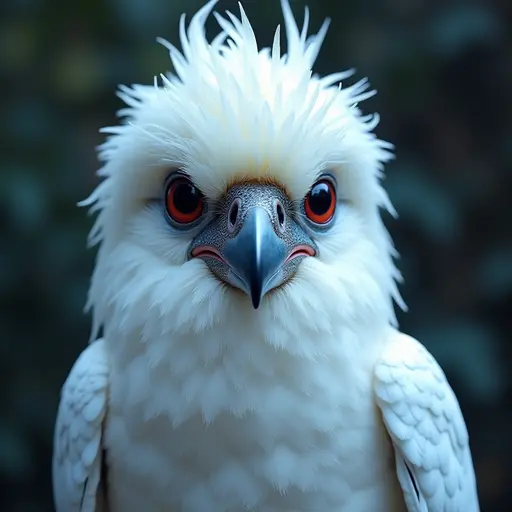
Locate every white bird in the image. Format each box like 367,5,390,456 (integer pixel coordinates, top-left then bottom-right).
52,1,480,511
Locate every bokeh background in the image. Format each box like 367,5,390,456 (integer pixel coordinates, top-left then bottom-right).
1,0,511,509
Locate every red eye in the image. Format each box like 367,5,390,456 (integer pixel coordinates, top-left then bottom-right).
165,177,204,224
304,180,336,224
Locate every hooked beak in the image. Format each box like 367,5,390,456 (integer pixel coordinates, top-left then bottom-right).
190,184,316,309
225,207,309,308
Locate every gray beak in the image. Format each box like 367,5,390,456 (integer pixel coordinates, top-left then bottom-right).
189,183,316,309
224,207,286,308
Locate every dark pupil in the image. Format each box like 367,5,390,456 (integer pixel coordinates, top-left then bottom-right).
309,183,331,214
174,183,200,213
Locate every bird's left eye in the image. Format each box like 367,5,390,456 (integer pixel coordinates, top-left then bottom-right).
304,179,336,225
165,177,205,225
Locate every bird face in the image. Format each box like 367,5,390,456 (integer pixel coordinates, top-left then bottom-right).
85,0,405,343
164,172,339,308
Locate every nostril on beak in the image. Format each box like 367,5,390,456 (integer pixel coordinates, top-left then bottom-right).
275,200,286,233
227,198,241,233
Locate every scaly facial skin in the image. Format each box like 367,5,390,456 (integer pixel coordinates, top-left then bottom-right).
189,183,317,308
163,172,341,308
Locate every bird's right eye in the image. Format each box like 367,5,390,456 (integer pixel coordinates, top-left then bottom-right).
165,176,205,225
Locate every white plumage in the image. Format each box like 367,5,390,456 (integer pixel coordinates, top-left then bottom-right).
52,1,480,510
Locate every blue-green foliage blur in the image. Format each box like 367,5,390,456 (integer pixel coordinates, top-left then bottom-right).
1,0,510,509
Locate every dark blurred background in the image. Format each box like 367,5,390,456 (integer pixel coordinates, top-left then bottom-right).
1,0,511,510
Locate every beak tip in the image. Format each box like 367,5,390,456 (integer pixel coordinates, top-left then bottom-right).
250,290,262,309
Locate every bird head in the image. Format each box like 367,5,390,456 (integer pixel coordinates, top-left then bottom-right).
83,0,405,346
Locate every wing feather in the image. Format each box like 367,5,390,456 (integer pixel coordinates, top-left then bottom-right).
374,332,479,512
52,339,109,512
